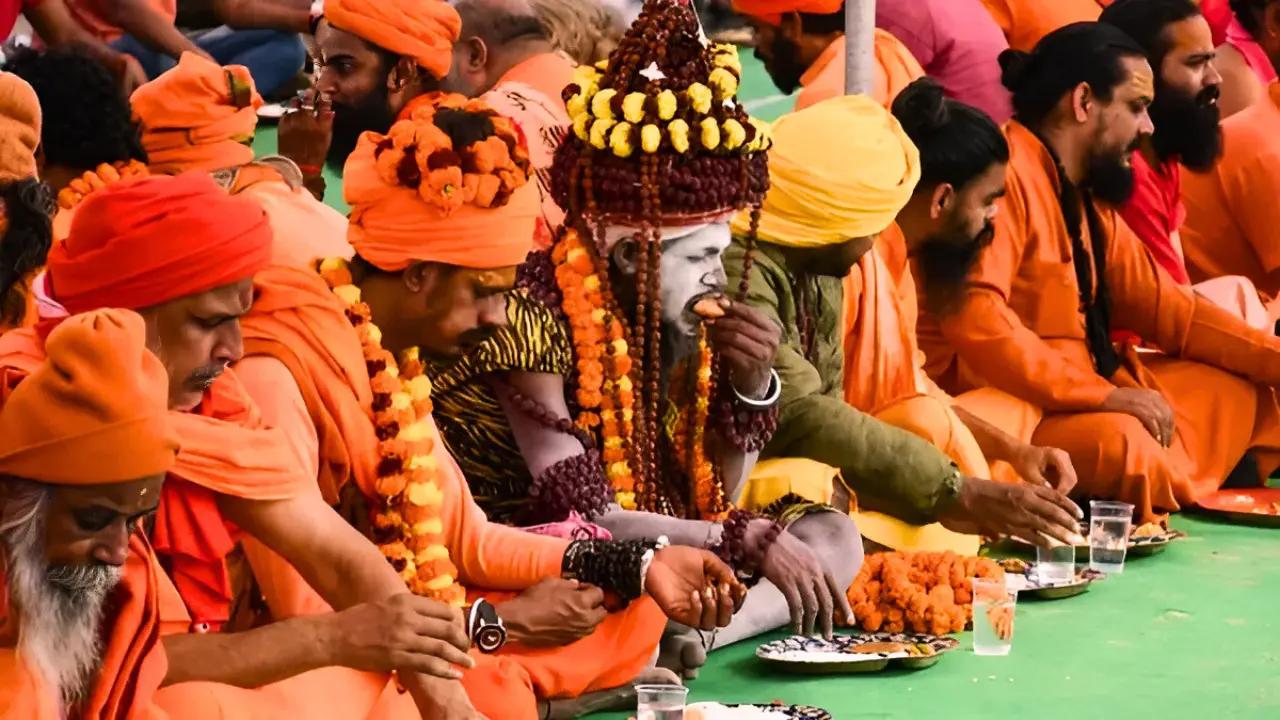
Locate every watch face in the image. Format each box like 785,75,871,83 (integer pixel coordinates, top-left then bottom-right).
469,600,507,653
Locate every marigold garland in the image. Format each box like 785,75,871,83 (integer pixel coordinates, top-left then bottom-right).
318,257,466,606
846,551,1004,636
668,327,723,519
55,160,148,210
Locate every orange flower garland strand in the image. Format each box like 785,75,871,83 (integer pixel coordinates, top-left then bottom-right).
552,227,637,508
846,551,1004,636
56,160,148,211
319,258,466,607
669,328,722,519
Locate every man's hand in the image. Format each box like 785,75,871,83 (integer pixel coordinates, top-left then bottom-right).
278,89,334,174
1008,444,1078,494
644,546,745,630
705,298,780,398
495,578,608,647
1100,387,1175,448
939,476,1084,548
753,522,852,639
399,672,488,720
324,593,473,679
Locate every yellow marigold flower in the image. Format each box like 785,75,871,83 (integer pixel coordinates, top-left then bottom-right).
618,375,633,392
418,544,450,562
584,274,601,292
407,482,445,510
398,418,431,442
591,308,607,325
700,117,721,150
390,391,412,411
622,408,634,422
712,43,741,73
709,67,739,101
424,573,457,591
574,113,591,141
566,93,587,119
594,59,609,71
591,88,617,120
589,118,615,149
748,118,773,151
408,453,438,472
722,118,746,150
612,338,628,355
332,284,361,306
604,436,624,450
609,121,634,158
405,374,432,402
656,90,678,120
319,257,347,273
600,409,616,422
615,490,637,509
572,65,599,94
669,119,691,153
360,321,383,346
641,124,661,153
687,83,713,114
622,93,647,123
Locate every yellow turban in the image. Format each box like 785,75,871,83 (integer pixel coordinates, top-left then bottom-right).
733,95,920,247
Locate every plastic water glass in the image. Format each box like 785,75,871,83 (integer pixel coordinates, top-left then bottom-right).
1035,544,1076,585
636,685,688,720
972,577,1016,656
1089,500,1134,575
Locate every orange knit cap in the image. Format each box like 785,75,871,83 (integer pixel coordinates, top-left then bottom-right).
731,0,842,25
344,93,539,271
324,0,462,80
131,53,263,175
0,71,40,183
0,309,178,484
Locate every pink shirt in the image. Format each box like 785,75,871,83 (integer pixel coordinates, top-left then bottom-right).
1121,151,1190,285
876,0,1013,123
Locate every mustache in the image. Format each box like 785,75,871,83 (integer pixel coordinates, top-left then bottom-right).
188,364,226,387
46,563,122,596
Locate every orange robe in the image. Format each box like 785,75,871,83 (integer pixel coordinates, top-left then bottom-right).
978,0,1105,52
481,52,575,250
1182,82,1280,303
794,31,925,112
924,121,1280,523
236,266,665,719
844,224,1041,486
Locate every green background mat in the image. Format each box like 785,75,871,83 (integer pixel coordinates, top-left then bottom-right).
251,55,1280,719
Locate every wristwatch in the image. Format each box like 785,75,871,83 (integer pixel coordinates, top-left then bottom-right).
467,599,507,654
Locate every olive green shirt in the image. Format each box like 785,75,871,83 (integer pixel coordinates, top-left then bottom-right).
725,237,959,524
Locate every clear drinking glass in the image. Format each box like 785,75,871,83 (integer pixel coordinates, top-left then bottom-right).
1035,543,1076,584
1089,500,1135,575
636,684,688,720
972,577,1016,656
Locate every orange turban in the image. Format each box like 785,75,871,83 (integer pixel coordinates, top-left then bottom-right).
344,93,538,271
0,309,178,484
131,53,263,175
324,0,462,80
48,173,273,313
0,72,40,183
732,0,841,25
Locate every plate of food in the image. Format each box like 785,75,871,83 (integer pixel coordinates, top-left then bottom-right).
999,559,1102,600
1196,488,1280,528
685,702,832,720
755,632,959,674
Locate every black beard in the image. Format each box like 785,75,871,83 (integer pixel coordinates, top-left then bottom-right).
327,85,394,171
1149,82,1222,172
757,33,806,95
915,222,994,316
1086,150,1137,205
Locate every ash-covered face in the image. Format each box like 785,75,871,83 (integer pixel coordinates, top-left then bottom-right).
607,222,732,338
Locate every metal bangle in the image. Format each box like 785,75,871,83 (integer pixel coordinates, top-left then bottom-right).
732,368,782,408
638,535,670,595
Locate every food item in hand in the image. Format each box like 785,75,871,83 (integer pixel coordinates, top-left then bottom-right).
693,296,727,319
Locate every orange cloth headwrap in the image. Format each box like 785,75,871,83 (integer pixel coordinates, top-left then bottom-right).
0,72,40,183
344,93,538,271
0,309,178,484
48,173,273,314
324,0,462,80
732,0,841,25
131,53,263,175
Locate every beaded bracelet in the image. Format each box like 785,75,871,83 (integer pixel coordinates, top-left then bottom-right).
713,390,779,453
527,450,614,523
561,537,663,603
712,509,782,587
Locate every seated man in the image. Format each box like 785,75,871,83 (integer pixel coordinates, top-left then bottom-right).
1102,0,1275,330
732,0,924,110
421,0,861,662
1211,0,1277,118
130,51,351,267
723,89,1081,554
0,0,146,92
0,309,176,718
979,0,1104,52
0,71,51,334
238,90,743,718
0,173,480,719
926,22,1280,524
63,0,305,95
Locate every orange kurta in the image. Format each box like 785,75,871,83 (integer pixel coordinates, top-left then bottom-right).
927,121,1280,523
978,0,1105,52
794,31,925,111
236,266,665,718
1182,82,1280,302
229,164,353,269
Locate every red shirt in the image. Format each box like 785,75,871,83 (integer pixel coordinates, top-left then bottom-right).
1120,150,1191,285
0,0,43,41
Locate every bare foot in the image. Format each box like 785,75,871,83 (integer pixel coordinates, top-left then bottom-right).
658,626,709,680
537,669,679,719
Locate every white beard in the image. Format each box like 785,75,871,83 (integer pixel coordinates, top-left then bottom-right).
2,497,121,715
